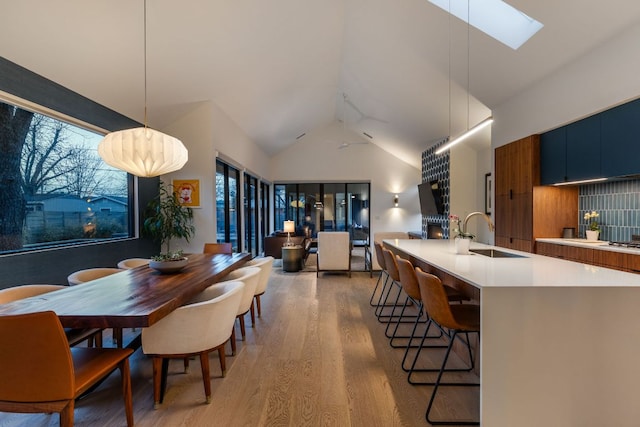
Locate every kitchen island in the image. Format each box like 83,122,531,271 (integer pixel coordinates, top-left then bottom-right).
384,238,640,427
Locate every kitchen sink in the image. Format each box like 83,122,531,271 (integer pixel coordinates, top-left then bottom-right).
469,248,527,258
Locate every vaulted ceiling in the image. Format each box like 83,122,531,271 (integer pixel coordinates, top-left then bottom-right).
3,0,640,169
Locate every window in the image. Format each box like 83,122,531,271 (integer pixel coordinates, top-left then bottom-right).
274,182,370,241
244,173,259,256
216,160,241,252
0,98,131,254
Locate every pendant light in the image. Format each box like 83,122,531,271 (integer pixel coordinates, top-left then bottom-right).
98,0,188,177
436,0,492,155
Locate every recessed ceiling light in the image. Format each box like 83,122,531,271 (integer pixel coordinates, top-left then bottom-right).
428,0,544,50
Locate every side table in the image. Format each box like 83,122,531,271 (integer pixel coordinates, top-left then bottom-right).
282,246,304,272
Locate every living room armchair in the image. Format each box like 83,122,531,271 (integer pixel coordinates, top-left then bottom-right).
316,231,351,278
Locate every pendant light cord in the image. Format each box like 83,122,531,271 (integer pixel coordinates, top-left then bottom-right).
448,0,451,143
144,0,148,129
466,0,470,132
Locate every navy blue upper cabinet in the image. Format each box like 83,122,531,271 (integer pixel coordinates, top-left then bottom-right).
601,98,640,178
540,97,640,184
566,114,601,181
540,127,566,185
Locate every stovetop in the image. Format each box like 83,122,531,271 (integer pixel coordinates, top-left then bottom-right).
609,236,640,248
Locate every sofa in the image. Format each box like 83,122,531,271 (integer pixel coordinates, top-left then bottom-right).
264,232,311,259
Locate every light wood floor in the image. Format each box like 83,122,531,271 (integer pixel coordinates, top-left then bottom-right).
0,268,479,426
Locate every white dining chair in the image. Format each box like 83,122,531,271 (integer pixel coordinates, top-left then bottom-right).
141,280,244,408
216,266,261,355
117,258,150,269
244,256,274,320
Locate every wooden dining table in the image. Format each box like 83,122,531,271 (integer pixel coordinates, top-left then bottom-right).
0,253,250,334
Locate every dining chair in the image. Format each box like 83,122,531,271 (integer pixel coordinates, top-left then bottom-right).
141,281,244,408
244,256,274,320
0,284,103,347
316,231,351,278
67,267,126,347
415,267,480,425
67,267,124,286
0,311,134,427
203,242,233,254
117,257,150,269
216,266,261,355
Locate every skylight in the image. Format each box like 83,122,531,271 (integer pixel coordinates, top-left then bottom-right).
428,0,543,50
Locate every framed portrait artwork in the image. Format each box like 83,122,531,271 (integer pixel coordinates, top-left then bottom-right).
173,179,201,208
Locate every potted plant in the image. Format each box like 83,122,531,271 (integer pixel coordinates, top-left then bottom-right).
450,214,475,254
143,182,195,273
584,210,600,241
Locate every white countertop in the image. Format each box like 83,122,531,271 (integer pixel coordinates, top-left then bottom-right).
383,239,640,289
537,237,640,255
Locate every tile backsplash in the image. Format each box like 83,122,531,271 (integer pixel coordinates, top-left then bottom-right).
579,179,640,241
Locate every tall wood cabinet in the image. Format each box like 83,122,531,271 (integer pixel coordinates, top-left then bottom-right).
495,135,578,253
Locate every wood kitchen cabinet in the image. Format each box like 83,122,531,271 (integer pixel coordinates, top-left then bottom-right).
495,135,578,253
495,135,539,252
537,241,640,274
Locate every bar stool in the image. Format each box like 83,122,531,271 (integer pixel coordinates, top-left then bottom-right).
416,267,480,425
370,242,389,307
381,248,421,336
396,259,468,379
373,243,405,321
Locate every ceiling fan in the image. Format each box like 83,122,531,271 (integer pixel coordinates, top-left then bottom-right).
336,93,369,149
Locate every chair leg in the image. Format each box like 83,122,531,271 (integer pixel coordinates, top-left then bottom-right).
250,301,256,327
425,330,480,425
119,358,134,427
230,328,237,356
218,343,227,377
256,294,262,317
183,357,190,373
199,352,212,404
60,400,74,427
152,357,163,409
369,271,384,306
239,315,246,339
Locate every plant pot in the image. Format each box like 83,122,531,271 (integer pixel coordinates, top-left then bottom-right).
585,230,599,241
149,257,189,274
455,237,472,255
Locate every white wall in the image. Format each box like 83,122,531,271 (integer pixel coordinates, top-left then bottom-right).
492,23,640,149
270,122,422,237
161,101,270,254
450,140,493,244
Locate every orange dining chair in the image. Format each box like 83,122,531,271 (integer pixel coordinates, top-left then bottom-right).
66,267,126,347
203,242,233,254
0,284,103,347
0,311,134,427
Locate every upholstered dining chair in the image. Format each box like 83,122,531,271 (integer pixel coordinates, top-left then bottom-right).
203,242,233,254
67,267,124,286
0,284,103,347
141,280,244,408
216,266,261,355
0,311,134,427
117,257,150,269
316,231,351,278
244,256,274,320
67,267,126,347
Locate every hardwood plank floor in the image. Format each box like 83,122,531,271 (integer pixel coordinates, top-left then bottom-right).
0,267,479,426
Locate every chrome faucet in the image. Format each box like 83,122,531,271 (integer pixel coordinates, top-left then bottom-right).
463,211,495,234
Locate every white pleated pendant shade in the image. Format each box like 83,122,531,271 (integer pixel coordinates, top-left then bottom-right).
98,127,188,178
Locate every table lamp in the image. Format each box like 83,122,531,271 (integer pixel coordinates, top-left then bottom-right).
283,220,295,247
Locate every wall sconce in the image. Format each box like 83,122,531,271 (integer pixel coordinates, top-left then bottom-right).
393,194,399,207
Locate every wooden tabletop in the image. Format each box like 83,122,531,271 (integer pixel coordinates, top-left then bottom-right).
0,252,250,329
